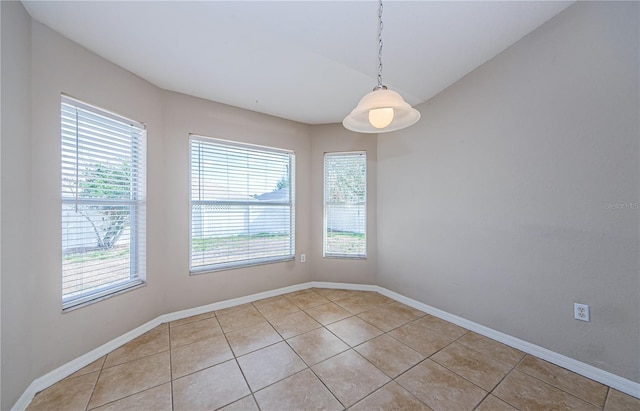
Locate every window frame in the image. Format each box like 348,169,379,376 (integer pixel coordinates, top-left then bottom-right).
189,135,296,273
323,151,367,259
60,95,146,311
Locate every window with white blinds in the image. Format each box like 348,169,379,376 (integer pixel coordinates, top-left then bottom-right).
61,95,146,310
190,136,295,273
324,151,366,258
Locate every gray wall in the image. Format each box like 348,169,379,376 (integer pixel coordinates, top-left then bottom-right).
1,12,316,410
377,1,639,383
310,124,377,285
1,1,638,408
160,90,312,314
1,2,33,410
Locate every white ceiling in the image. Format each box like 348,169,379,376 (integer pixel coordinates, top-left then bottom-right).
23,1,573,125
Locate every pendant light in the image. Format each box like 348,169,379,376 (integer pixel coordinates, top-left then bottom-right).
343,0,420,133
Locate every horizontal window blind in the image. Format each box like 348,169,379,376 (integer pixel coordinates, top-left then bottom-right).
324,151,366,258
61,96,146,309
190,136,295,272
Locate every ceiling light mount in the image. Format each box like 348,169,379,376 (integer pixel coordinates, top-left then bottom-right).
343,0,420,133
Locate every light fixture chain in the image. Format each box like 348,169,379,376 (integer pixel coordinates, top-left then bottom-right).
377,0,384,89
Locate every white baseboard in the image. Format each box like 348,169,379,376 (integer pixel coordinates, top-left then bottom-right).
11,282,311,411
374,286,640,399
12,282,640,410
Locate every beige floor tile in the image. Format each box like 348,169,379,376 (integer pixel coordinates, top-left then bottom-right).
305,302,353,325
252,295,286,306
219,395,259,411
285,290,330,310
254,369,342,411
326,316,383,346
475,394,518,411
287,327,349,366
431,341,512,391
457,332,524,366
215,302,254,316
413,314,468,339
170,334,234,379
284,289,314,298
253,297,300,320
27,371,99,411
388,321,454,356
334,295,378,314
226,321,282,356
352,291,395,306
396,359,487,411
169,317,223,348
104,326,169,368
493,369,600,411
385,302,426,320
355,334,425,378
312,350,390,407
216,304,267,333
312,288,355,301
358,306,411,332
65,356,105,379
172,360,250,411
89,383,171,411
268,310,321,339
350,381,433,411
517,355,608,407
237,341,307,391
88,351,171,409
605,389,640,411
169,311,216,328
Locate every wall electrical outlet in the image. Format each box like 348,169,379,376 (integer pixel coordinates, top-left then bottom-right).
574,303,590,322
300,253,306,263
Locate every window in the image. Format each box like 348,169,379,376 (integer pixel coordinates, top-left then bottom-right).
190,136,295,272
324,151,366,258
61,96,146,310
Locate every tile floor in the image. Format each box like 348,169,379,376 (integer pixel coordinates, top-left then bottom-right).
27,288,640,411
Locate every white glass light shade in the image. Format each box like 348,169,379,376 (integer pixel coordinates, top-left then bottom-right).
343,88,420,133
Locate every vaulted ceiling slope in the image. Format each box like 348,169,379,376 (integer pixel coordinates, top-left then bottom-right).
23,1,573,125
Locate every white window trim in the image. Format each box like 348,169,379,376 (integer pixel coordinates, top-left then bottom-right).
189,135,295,274
61,95,146,311
323,151,367,259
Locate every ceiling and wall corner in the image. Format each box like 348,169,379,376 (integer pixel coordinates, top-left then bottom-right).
21,0,573,125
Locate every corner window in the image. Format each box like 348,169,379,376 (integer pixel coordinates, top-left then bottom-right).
61,96,146,310
324,151,366,258
190,136,295,272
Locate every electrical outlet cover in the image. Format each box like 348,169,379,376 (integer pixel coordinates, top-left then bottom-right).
574,303,590,322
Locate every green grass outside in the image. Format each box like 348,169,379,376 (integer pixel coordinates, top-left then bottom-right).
63,247,130,263
192,233,289,252
326,231,365,254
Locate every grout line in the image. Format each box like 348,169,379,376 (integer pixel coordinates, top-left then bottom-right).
83,355,106,411
602,387,611,411
510,355,609,408
31,288,636,411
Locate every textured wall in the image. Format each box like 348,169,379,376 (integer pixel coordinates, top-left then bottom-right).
310,124,377,284
377,1,639,382
1,2,33,409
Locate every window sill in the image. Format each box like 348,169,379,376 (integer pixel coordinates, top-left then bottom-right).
323,255,367,260
190,256,295,275
62,280,146,313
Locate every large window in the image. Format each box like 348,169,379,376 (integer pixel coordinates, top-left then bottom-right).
324,151,366,258
190,136,295,272
61,96,146,310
